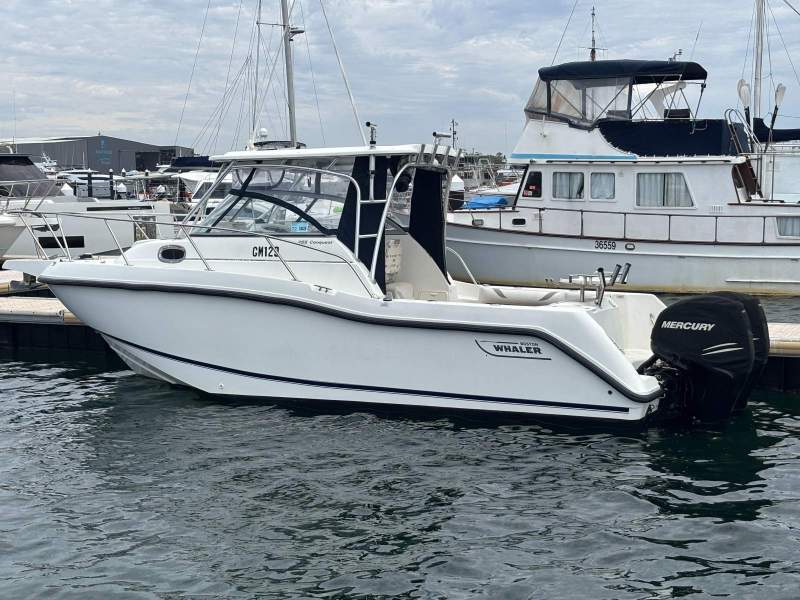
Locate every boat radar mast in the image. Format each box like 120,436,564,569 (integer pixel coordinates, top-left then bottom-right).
580,7,606,62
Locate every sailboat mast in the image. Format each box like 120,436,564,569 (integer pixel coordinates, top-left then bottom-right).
590,6,597,62
253,0,262,135
281,0,297,145
753,0,765,121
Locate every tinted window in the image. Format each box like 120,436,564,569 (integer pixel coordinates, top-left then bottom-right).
521,171,542,198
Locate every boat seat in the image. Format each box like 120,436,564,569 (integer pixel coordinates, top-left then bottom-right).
477,286,572,306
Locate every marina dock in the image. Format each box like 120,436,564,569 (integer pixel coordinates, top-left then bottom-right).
0,296,108,354
0,295,798,394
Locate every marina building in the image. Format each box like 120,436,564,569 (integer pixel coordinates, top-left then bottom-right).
0,135,194,172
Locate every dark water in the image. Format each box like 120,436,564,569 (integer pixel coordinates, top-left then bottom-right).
1,353,800,599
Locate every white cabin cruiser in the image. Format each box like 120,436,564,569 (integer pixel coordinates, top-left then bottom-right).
0,154,175,263
447,59,800,296
6,144,768,424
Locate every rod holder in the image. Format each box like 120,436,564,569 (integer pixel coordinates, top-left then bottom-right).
620,262,632,284
609,264,622,287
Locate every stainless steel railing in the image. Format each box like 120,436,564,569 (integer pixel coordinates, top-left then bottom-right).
10,209,380,298
1,179,61,212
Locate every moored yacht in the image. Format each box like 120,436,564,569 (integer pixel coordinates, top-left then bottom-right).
0,154,176,263
6,143,768,425
447,59,800,295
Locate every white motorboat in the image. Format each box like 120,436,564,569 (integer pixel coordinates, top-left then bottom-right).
446,57,800,296
0,154,176,262
6,144,768,424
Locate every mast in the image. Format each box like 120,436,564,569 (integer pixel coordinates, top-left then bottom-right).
253,0,262,135
590,6,597,62
281,0,297,145
753,0,765,122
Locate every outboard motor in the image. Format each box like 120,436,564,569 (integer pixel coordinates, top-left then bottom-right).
642,294,767,423
710,292,769,411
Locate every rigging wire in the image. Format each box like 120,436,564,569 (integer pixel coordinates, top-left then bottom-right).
192,60,250,153
783,0,800,16
232,4,260,149
174,0,213,149
594,15,608,59
212,0,245,153
319,0,367,145
252,19,281,139
231,56,253,150
688,21,703,60
551,0,580,66
299,0,326,144
768,0,800,89
765,6,775,111
738,4,756,113
252,21,290,138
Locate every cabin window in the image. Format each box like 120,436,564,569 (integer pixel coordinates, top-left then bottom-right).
552,172,584,200
521,171,542,198
590,173,615,200
777,217,800,237
636,173,693,207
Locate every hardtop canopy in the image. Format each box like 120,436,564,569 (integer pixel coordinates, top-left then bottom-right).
538,59,707,83
211,144,460,164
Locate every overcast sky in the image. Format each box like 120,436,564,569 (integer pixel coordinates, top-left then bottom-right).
2,0,800,155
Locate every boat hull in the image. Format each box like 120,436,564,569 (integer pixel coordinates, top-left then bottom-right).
447,223,800,296
43,272,660,422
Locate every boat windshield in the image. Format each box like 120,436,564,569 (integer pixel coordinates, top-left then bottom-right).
526,77,632,126
198,163,352,235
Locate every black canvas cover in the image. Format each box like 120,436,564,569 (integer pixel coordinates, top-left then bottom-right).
539,59,707,83
752,118,800,143
598,119,749,156
408,168,448,278
336,155,388,292
168,156,214,171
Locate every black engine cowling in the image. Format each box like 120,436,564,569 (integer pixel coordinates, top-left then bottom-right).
644,293,767,423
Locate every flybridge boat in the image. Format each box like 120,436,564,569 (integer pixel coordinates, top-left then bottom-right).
447,59,800,295
0,154,176,263
6,144,768,424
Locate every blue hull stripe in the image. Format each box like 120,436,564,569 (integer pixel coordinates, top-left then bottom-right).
511,152,638,161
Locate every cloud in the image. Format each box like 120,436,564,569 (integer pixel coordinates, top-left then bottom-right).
0,0,799,155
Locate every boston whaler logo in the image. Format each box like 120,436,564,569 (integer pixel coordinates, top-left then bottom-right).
476,340,551,360
660,321,716,332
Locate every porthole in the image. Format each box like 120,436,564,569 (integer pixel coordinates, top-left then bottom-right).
158,244,186,263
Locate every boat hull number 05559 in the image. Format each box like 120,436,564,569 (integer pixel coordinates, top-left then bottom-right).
252,245,280,258
594,240,616,250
